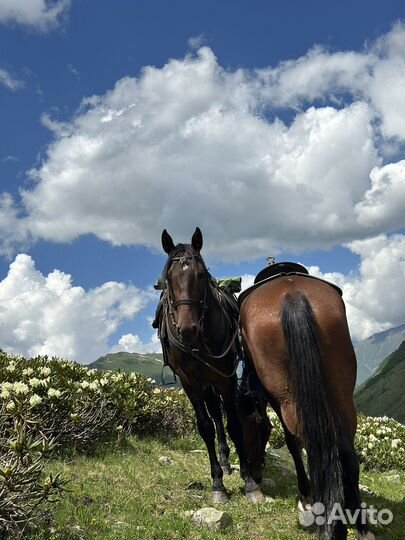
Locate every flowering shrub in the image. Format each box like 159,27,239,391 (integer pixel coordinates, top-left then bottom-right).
265,409,405,472
355,414,405,471
0,403,67,538
0,349,194,538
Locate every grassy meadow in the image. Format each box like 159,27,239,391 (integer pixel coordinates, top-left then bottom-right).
32,435,405,540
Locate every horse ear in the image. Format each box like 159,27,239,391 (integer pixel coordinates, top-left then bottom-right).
191,227,203,253
162,229,175,254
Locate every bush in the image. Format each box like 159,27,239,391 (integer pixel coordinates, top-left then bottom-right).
0,349,194,538
0,405,67,538
355,414,405,471
0,351,194,455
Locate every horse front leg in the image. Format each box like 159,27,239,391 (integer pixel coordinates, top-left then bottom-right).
204,387,231,475
186,387,229,503
222,387,264,502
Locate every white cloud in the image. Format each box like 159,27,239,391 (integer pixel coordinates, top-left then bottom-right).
2,24,405,261
0,68,24,90
240,234,405,342
355,160,405,232
256,22,405,140
110,332,161,355
0,254,154,363
0,0,70,31
309,234,405,340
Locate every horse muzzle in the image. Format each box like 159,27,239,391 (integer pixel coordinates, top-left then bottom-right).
178,323,199,345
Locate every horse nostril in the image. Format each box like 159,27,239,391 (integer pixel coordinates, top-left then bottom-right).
180,324,198,343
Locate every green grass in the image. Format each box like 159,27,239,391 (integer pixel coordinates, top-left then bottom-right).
31,436,405,540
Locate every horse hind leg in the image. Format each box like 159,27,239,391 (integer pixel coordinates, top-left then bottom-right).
339,434,375,540
204,388,231,475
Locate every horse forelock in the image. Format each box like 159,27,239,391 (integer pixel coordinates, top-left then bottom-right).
162,243,207,282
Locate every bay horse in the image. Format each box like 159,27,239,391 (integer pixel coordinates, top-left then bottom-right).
156,227,263,503
239,271,375,540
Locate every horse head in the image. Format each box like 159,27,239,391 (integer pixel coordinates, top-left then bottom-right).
162,227,207,346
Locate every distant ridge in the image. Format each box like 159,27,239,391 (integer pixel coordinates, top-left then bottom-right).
89,352,165,382
354,324,405,386
355,340,405,424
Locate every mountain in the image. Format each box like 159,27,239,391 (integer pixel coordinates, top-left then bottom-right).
89,352,179,386
354,324,405,386
355,341,405,424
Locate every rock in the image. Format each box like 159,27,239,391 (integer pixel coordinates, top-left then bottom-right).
190,507,233,530
158,455,173,465
359,483,374,495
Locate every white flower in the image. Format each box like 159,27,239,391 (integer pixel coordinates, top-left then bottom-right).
47,388,62,398
39,367,51,377
22,367,34,376
29,377,41,388
29,394,43,407
391,439,401,449
87,369,97,376
6,363,16,372
6,401,16,411
80,380,90,389
13,382,29,395
99,377,108,386
1,387,10,399
89,381,99,391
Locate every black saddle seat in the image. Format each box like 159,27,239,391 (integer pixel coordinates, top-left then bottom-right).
254,262,308,284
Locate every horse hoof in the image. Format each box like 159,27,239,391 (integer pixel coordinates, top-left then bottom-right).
297,500,312,512
212,491,229,504
222,465,232,476
246,489,265,503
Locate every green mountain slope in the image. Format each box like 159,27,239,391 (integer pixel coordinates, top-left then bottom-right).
89,352,166,382
354,324,405,386
355,341,405,424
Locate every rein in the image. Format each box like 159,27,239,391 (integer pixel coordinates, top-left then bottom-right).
165,316,240,378
161,255,240,379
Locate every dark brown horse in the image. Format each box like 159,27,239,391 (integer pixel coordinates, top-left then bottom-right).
239,272,375,540
156,227,263,503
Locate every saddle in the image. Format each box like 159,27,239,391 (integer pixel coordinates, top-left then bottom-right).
238,261,342,306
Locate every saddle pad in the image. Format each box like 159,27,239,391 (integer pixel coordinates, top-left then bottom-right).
239,264,342,307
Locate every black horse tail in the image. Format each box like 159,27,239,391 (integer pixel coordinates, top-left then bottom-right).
281,291,343,539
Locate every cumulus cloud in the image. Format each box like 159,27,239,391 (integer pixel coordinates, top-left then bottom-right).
2,23,405,260
308,234,405,340
0,68,24,90
256,22,405,140
110,332,161,355
0,254,155,363
0,0,70,31
240,234,405,341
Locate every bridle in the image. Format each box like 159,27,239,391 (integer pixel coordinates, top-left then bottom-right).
164,254,208,337
161,253,240,378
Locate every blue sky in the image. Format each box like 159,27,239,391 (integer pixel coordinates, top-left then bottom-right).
0,0,404,363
